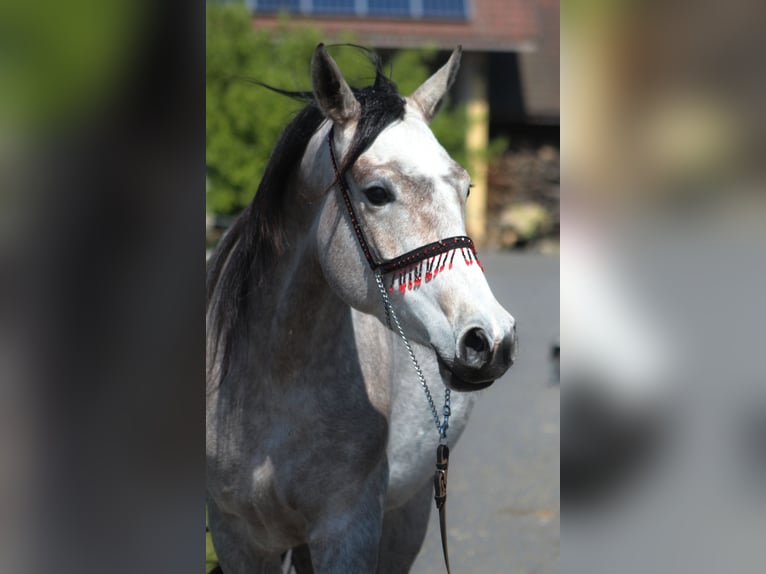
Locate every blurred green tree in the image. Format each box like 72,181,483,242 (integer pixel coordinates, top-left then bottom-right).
206,4,484,216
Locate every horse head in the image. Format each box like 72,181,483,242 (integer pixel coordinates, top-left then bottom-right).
309,44,517,391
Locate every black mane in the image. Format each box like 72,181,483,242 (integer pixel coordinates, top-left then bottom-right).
206,50,406,383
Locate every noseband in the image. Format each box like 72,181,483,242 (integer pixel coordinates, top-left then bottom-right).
327,127,483,295
328,126,487,574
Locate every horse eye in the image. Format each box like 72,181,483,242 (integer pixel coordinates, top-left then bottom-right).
363,186,391,206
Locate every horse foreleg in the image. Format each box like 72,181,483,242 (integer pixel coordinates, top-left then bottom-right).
289,544,313,574
305,485,385,574
377,480,433,573
207,500,283,574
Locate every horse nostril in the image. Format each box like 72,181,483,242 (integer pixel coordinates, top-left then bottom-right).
465,329,488,354
460,327,491,367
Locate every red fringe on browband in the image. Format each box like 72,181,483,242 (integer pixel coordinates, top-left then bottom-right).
386,245,484,294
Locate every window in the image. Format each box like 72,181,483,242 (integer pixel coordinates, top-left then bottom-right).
254,0,300,11
422,0,466,19
251,0,469,20
368,0,410,18
313,0,356,15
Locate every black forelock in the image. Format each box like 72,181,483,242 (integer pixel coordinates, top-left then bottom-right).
338,73,406,177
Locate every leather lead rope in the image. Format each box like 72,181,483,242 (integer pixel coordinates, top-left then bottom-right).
434,443,451,574
373,270,453,574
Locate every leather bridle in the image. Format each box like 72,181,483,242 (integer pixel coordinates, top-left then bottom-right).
327,127,480,279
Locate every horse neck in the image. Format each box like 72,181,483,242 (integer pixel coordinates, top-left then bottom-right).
261,232,342,337
249,128,350,359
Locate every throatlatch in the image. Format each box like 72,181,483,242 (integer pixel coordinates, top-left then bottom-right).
330,126,483,574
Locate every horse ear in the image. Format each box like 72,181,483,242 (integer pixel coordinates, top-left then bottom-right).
408,46,462,123
311,43,361,125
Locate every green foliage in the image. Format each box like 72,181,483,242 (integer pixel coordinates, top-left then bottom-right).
206,5,381,214
206,4,495,215
205,509,219,573
206,5,318,214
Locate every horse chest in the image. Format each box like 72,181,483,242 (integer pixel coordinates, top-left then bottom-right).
385,383,475,508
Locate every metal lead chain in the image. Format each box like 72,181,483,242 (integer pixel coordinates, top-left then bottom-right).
374,271,451,439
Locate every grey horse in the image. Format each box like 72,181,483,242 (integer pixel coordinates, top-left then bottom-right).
206,45,516,573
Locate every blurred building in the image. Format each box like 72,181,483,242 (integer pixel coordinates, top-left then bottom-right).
245,0,559,244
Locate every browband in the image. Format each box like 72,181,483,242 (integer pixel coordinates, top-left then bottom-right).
327,127,481,279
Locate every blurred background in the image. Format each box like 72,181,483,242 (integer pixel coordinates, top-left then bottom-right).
561,1,766,573
4,0,766,571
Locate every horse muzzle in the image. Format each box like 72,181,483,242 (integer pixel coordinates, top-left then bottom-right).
437,323,517,391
